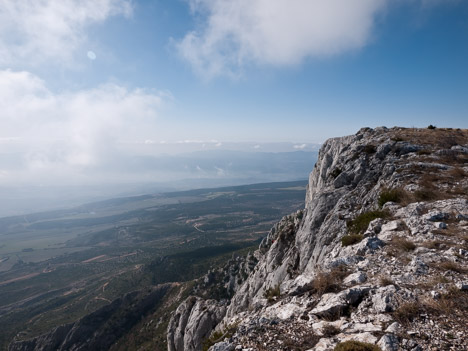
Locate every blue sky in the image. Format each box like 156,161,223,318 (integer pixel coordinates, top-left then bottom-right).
0,0,467,186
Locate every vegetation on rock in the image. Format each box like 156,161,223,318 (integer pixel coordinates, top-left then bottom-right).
334,341,382,351
347,210,389,234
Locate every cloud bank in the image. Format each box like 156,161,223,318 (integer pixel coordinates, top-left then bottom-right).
177,0,387,77
0,69,163,184
0,0,132,66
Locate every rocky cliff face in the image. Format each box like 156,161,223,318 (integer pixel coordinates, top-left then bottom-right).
168,127,468,351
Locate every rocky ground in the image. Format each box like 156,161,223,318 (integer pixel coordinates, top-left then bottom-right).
168,127,468,351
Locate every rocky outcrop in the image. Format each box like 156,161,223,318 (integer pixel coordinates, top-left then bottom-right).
167,297,226,351
169,127,468,351
9,284,172,351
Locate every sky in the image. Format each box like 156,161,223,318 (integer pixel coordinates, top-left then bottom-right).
0,0,468,189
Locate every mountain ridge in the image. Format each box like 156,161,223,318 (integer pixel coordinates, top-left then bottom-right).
167,126,468,351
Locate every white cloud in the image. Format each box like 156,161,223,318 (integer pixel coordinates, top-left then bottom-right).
214,166,225,176
177,0,387,77
0,0,132,66
0,69,163,183
293,143,307,150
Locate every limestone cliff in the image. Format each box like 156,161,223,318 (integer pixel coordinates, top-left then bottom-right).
168,127,468,351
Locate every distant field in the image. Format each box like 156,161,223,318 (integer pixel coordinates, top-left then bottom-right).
0,180,307,350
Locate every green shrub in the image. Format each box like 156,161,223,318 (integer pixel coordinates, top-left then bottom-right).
334,341,382,351
347,210,389,234
378,188,405,207
202,323,238,351
263,285,281,303
341,234,364,247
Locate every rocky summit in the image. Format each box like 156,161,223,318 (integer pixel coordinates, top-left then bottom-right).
167,127,468,351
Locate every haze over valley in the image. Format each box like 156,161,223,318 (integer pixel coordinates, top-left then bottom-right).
0,0,467,350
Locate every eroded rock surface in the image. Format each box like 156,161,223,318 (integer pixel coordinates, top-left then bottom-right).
168,127,468,351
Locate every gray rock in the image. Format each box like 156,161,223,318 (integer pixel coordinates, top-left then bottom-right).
376,143,392,160
434,222,447,229
167,297,227,351
355,237,385,255
378,334,399,351
312,287,370,318
456,282,468,291
385,322,401,333
408,257,428,275
334,171,352,188
372,285,398,313
343,272,367,285
209,342,235,351
424,211,449,222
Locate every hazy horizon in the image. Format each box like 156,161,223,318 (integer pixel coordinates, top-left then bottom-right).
1,0,468,213
0,148,318,217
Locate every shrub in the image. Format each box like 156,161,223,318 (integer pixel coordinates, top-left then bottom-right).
362,144,377,154
393,302,420,325
322,324,340,337
417,149,431,155
347,210,389,234
202,323,239,351
424,285,468,316
427,124,437,129
311,266,348,296
439,261,465,273
378,188,405,207
334,340,382,351
341,234,364,247
414,189,437,201
379,276,394,287
390,237,416,252
263,285,281,302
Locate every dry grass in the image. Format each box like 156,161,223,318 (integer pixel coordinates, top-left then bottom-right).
379,275,394,287
311,266,349,296
438,261,465,273
415,274,450,290
390,236,417,252
448,167,467,179
423,286,468,317
421,240,446,250
263,285,281,303
393,301,421,325
389,128,468,149
432,228,457,237
378,188,409,207
334,340,382,351
322,324,341,337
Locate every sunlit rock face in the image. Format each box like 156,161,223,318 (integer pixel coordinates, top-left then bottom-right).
168,127,468,351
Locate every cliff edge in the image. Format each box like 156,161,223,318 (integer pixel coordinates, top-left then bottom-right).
168,127,468,351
